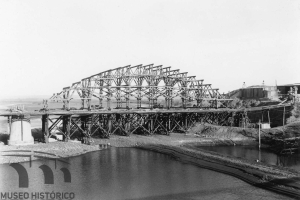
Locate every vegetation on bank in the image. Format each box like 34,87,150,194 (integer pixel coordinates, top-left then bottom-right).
228,98,260,108
160,97,262,108
189,123,257,140
287,102,300,124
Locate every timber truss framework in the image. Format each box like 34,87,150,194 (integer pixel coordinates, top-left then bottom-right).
49,64,232,110
33,103,290,142
41,110,250,142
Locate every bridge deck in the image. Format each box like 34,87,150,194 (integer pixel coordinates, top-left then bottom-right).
0,104,291,116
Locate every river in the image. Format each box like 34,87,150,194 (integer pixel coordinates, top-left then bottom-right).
0,148,294,200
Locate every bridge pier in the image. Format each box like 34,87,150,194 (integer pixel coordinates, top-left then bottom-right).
8,115,34,145
42,114,49,143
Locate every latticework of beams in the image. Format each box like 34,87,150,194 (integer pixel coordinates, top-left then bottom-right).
49,64,232,110
41,110,249,141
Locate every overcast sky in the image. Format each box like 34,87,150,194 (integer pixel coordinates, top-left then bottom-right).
0,0,299,99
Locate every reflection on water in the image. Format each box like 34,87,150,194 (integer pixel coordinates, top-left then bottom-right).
0,148,293,200
197,145,300,171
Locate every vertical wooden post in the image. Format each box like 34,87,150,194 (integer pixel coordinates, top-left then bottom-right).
149,97,153,110
88,115,92,138
107,97,111,110
283,106,285,126
87,99,91,111
216,92,219,109
63,116,70,142
67,116,71,141
150,115,153,135
268,110,270,125
63,116,67,141
99,81,103,108
258,119,261,149
168,114,171,135
81,116,86,142
137,98,141,109
99,97,102,109
107,114,112,137
125,114,130,136
126,88,130,109
185,113,188,133
8,116,12,135
116,114,121,135
81,99,85,109
98,114,102,136
42,115,49,143
45,115,49,143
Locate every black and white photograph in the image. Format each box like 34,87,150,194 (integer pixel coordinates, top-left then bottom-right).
0,0,300,199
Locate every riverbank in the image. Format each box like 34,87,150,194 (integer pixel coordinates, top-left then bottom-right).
0,141,100,164
0,131,255,164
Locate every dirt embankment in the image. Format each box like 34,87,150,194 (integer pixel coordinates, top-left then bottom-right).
0,142,100,164
260,122,300,139
189,122,300,145
189,123,257,140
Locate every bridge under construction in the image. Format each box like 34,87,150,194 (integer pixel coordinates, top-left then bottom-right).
0,64,293,143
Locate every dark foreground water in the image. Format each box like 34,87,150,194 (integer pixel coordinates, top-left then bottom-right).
196,145,300,172
0,148,294,200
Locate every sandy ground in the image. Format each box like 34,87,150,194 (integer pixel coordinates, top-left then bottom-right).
0,141,100,164
92,132,256,147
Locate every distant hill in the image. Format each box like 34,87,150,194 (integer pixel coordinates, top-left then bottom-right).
0,95,50,102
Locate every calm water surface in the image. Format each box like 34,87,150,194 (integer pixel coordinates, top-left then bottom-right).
0,148,294,200
197,145,300,171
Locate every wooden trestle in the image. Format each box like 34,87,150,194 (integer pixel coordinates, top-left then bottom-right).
0,103,292,143
36,109,254,142
40,113,223,141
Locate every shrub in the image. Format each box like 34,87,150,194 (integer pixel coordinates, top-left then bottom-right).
229,98,243,109
201,100,211,108
243,99,260,108
287,102,300,124
228,98,260,109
